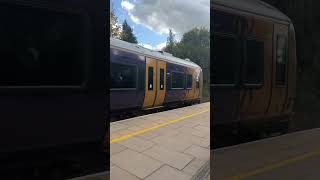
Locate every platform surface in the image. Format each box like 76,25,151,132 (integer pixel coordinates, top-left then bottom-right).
110,103,210,180
70,172,107,180
212,128,320,180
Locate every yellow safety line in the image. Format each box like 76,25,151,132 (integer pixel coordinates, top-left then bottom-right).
223,148,320,180
110,109,209,144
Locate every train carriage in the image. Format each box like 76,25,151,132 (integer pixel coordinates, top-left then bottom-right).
0,0,108,178
110,38,203,115
211,0,297,143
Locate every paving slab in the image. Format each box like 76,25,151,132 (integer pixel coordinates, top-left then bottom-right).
151,134,194,152
110,166,141,180
117,137,155,152
184,145,210,161
144,146,194,170
111,103,210,180
145,165,192,180
111,149,163,179
183,159,206,176
110,142,127,155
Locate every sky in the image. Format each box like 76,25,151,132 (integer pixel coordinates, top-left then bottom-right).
111,0,210,50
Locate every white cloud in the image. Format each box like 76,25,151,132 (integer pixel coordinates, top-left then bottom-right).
139,41,167,51
121,1,135,11
121,0,209,36
139,43,153,50
155,42,166,50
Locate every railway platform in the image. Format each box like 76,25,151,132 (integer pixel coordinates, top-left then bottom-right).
71,102,210,180
212,128,320,180
110,102,210,180
70,104,320,180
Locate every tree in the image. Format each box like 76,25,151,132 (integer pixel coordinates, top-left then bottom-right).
163,27,210,101
110,3,121,38
178,27,210,66
120,20,138,44
164,29,176,53
164,27,210,68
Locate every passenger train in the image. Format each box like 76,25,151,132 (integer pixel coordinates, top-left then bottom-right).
110,38,203,116
0,0,108,179
211,0,297,146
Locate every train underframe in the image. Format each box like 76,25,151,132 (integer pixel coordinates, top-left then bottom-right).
110,98,202,121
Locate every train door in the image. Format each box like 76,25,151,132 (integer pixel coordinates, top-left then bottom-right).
211,10,242,127
154,60,166,107
143,57,157,108
267,23,289,116
239,17,273,122
285,24,297,114
185,68,196,100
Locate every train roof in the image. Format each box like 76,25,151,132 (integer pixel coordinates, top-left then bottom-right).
212,0,291,22
110,38,202,69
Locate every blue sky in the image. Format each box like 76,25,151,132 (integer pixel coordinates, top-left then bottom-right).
111,0,210,50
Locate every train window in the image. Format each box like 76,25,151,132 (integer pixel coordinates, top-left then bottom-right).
244,40,264,85
276,35,287,85
212,35,239,85
212,10,237,34
186,74,193,89
111,63,137,89
148,67,154,90
171,72,185,89
160,68,165,90
0,4,88,87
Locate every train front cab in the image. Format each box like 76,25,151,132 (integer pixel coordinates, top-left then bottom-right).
212,5,297,138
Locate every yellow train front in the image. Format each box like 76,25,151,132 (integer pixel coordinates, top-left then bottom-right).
110,38,203,116
211,0,297,140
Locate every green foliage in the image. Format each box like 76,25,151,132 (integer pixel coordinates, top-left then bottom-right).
164,29,177,53
120,20,138,44
110,4,121,38
163,27,210,101
177,27,210,67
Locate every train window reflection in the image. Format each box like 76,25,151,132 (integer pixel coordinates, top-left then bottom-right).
212,35,239,85
111,63,137,89
148,67,154,90
171,72,185,89
244,40,264,85
186,74,193,89
276,35,287,85
160,68,165,90
0,4,87,86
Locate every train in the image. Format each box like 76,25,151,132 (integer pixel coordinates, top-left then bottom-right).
211,0,297,146
0,0,108,179
110,38,203,116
